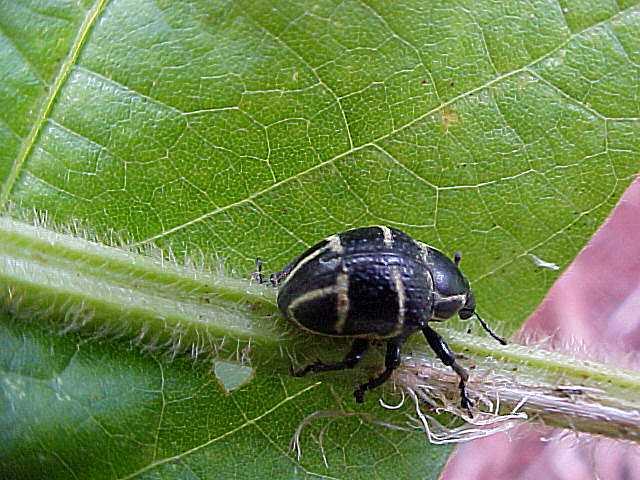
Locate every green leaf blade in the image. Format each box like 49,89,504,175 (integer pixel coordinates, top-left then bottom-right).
2,1,639,478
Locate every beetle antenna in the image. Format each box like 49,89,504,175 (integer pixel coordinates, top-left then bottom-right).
453,251,462,266
475,312,507,345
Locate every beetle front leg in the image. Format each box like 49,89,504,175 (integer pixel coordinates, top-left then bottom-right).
421,325,472,412
291,338,369,377
354,337,404,403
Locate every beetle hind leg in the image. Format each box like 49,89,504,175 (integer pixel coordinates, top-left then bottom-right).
353,337,404,403
253,258,286,287
421,325,473,413
291,338,369,377
252,258,266,284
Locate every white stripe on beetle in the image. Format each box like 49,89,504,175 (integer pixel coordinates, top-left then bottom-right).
279,235,342,289
390,265,406,335
380,226,394,248
334,271,350,333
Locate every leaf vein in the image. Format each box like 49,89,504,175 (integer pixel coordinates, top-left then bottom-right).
117,382,321,479
0,21,46,85
131,3,639,245
249,15,355,150
0,0,110,208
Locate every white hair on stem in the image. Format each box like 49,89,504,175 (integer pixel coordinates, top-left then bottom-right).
0,211,281,369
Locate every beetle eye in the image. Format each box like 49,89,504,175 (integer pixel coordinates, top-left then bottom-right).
458,308,473,319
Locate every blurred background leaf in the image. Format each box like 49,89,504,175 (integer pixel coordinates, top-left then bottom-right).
1,0,638,478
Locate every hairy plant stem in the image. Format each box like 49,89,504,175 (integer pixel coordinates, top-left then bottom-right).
1,217,639,442
400,332,640,443
0,216,280,362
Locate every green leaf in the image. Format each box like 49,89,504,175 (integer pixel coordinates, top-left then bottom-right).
1,0,639,478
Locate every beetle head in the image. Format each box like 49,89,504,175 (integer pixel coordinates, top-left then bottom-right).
429,248,473,320
430,247,508,345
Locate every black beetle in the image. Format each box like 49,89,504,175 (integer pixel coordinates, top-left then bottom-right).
256,226,505,407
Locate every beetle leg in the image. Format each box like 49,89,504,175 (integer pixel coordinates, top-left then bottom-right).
421,326,473,413
252,258,264,284
252,258,287,287
269,266,291,287
353,337,404,403
291,338,369,377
